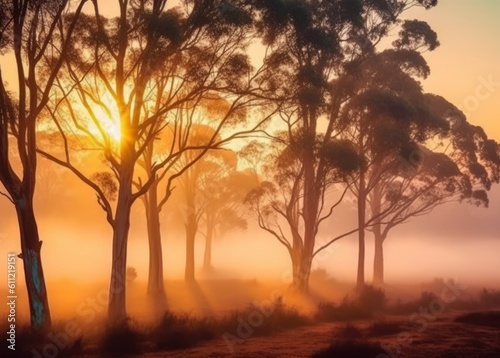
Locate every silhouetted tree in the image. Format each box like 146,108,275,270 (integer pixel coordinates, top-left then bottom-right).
340,28,442,288
368,97,500,285
246,0,437,293
198,157,255,272
0,0,86,330
40,0,268,323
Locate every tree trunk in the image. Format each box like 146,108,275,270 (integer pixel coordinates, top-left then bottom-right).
202,214,214,272
16,199,51,331
371,183,384,286
373,225,385,286
356,173,366,290
291,247,311,294
108,173,133,324
145,181,165,299
185,218,197,282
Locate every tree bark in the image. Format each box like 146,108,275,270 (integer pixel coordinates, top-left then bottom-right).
290,247,312,294
185,216,197,282
145,180,165,299
107,166,133,324
356,171,366,289
16,199,51,330
371,183,384,286
202,213,214,272
373,227,385,286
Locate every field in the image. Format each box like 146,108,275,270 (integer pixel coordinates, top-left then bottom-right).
4,278,500,357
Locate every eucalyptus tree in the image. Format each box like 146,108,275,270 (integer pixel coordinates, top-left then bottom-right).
245,0,437,293
0,0,86,330
368,97,500,285
41,0,269,323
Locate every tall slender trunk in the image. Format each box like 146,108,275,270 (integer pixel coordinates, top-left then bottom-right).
16,199,51,330
185,215,197,282
145,180,165,298
356,170,366,289
202,214,214,271
108,168,133,324
371,183,384,286
373,227,385,286
301,113,318,295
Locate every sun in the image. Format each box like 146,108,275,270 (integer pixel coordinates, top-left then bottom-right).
92,92,122,144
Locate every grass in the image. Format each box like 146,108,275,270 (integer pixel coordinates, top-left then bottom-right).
153,312,217,350
1,320,83,358
99,321,144,356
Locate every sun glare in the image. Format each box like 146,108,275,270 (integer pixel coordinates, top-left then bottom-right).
93,92,122,144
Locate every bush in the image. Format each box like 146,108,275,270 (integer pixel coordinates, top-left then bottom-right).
479,288,500,308
357,285,386,312
99,322,143,356
153,312,216,350
315,301,372,322
226,299,309,336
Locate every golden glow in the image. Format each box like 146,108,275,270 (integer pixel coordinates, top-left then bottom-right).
91,91,122,144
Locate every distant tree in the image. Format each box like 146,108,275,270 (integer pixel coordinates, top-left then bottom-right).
0,0,86,330
199,159,256,272
126,266,138,284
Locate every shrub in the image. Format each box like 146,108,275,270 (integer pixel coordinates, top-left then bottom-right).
357,285,386,312
479,288,500,308
153,312,216,350
315,301,372,322
99,322,143,356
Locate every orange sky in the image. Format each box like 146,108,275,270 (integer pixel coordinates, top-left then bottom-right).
403,0,500,141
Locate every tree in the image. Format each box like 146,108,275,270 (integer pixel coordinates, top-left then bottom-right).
200,167,255,272
368,98,500,285
340,36,443,288
0,0,86,330
246,0,437,293
41,0,269,322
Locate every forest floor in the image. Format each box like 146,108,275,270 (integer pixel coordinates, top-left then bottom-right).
3,278,500,357
133,312,500,358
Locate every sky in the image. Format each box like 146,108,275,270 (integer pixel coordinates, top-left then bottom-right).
403,0,500,141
